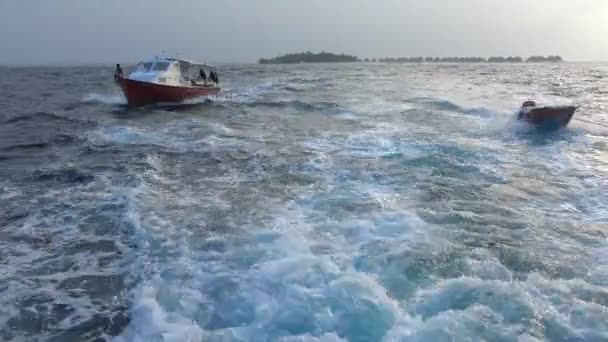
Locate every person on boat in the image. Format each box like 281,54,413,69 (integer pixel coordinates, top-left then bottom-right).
114,64,123,81
199,68,207,84
210,70,219,84
518,100,536,120
522,100,536,107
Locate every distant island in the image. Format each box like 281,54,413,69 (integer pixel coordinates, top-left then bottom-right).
373,55,563,63
525,55,563,63
259,51,360,64
258,52,564,64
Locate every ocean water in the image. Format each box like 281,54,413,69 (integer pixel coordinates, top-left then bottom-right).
1,63,607,342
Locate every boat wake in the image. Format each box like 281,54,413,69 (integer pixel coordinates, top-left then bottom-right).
82,93,126,106
3,62,608,342
407,97,498,118
210,80,293,105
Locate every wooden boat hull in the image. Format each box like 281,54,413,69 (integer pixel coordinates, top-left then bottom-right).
518,106,576,129
116,76,220,107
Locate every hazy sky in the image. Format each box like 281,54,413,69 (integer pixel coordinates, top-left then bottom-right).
1,0,607,65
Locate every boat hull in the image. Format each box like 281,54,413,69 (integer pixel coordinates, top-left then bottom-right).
518,106,576,130
116,77,220,107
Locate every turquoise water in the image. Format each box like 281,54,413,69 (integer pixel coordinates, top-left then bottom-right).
1,63,607,341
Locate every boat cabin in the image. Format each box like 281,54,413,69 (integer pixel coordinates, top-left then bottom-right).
128,57,216,87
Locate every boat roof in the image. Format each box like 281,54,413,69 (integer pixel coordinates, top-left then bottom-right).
139,56,215,69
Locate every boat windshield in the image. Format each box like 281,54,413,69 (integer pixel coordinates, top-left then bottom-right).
136,62,153,72
152,62,170,71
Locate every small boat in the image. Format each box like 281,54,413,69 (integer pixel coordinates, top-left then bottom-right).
516,100,576,129
114,56,220,107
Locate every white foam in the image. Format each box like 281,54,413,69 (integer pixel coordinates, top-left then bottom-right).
210,79,292,105
82,92,126,105
118,157,446,340
115,286,204,342
0,183,22,200
116,149,430,340
109,70,608,341
90,118,244,154
335,111,358,121
118,153,608,342
276,333,347,342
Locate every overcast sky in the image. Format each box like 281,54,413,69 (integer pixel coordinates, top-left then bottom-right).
1,0,607,65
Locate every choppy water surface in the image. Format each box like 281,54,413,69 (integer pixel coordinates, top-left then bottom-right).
1,63,607,341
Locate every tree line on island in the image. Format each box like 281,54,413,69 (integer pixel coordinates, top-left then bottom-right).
259,52,563,64
259,52,359,64
375,55,562,63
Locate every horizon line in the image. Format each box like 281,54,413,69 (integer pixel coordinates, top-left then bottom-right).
1,59,607,68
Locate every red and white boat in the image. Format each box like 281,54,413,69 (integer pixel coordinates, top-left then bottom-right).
114,57,220,107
